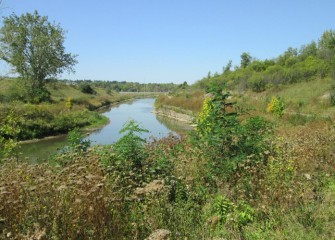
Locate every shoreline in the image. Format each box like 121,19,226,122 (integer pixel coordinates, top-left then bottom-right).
153,108,194,124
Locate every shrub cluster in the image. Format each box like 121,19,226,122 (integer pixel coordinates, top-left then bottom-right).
0,104,107,141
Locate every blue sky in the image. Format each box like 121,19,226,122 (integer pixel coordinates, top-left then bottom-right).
1,0,335,84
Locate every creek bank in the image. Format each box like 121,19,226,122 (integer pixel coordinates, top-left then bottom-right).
153,106,194,124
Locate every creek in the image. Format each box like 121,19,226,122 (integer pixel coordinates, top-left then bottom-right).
19,98,192,162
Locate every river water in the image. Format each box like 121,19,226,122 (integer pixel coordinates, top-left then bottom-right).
20,98,191,162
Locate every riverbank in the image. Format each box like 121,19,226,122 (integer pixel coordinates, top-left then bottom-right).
153,105,194,124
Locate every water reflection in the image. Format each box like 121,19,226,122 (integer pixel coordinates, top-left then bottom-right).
155,115,193,135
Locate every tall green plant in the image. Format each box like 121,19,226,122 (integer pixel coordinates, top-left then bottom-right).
113,120,149,169
194,83,272,179
67,128,91,153
267,96,285,117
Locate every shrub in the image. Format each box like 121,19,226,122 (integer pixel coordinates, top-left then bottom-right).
0,107,21,160
65,97,73,110
80,83,96,95
112,120,149,168
67,128,91,153
194,83,273,180
267,96,285,117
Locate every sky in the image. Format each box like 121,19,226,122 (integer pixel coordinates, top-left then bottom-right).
0,0,335,84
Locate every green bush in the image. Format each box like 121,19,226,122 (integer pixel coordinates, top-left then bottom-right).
113,120,149,168
194,83,272,180
80,83,96,95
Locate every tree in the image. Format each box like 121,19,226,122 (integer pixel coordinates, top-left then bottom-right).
207,71,212,79
318,30,335,61
299,41,317,60
319,30,335,51
223,60,232,73
0,11,77,103
240,52,252,68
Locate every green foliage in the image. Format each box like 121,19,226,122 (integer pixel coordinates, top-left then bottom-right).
0,108,21,160
80,83,96,95
194,83,272,179
0,11,77,103
67,128,90,153
65,97,73,110
212,195,235,223
25,86,51,103
0,104,107,141
112,120,149,168
223,60,232,73
196,96,213,133
267,96,285,117
250,76,266,92
241,52,252,68
318,30,335,52
205,195,255,239
194,30,335,93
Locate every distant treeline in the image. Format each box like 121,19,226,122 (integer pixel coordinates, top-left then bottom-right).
195,30,335,92
61,79,180,93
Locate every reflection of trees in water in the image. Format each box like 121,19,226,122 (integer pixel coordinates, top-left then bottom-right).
155,115,193,135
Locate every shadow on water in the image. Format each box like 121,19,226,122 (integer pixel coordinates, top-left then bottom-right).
19,98,192,162
19,135,68,163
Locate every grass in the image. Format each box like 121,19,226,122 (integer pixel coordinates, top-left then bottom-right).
155,89,204,113
237,77,333,114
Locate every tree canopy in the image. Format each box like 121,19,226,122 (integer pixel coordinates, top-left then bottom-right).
0,11,77,102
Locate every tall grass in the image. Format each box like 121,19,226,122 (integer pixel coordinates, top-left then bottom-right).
156,90,204,113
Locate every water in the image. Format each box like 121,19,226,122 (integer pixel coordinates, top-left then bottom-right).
87,98,180,144
20,98,191,162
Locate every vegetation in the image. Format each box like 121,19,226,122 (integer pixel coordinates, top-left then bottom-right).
193,30,335,96
2,80,335,239
266,96,285,117
71,79,178,93
0,10,335,239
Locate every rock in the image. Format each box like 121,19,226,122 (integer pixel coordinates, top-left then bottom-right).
303,173,312,180
145,229,171,240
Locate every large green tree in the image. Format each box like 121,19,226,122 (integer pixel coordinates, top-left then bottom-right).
240,52,252,68
0,11,77,102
